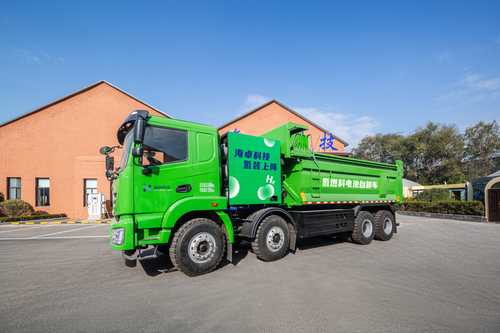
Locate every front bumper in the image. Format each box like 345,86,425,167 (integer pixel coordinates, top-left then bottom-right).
109,215,135,250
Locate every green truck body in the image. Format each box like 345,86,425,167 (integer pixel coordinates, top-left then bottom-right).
105,110,403,276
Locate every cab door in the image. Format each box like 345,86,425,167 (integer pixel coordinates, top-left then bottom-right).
133,125,193,227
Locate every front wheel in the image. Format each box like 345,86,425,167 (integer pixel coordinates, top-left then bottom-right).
252,215,290,262
169,218,225,277
351,211,375,245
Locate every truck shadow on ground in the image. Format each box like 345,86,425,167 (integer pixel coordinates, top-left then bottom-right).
138,235,349,277
138,242,251,277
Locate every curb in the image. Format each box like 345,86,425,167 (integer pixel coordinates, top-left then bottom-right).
396,211,488,223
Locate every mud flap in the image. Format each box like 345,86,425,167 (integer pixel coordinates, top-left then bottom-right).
222,224,233,262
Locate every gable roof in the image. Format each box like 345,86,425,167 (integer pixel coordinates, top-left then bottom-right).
403,179,421,187
0,80,172,128
218,99,348,146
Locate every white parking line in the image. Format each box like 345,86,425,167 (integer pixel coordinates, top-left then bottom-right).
0,236,109,240
0,225,52,234
30,225,103,239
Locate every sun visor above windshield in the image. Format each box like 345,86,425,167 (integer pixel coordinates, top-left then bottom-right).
117,110,149,145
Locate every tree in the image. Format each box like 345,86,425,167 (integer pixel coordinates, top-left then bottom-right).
408,122,464,185
464,120,500,177
352,133,405,164
353,122,465,185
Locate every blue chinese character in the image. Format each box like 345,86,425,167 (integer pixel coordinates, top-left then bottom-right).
245,150,253,159
262,152,270,161
254,151,261,160
244,161,251,169
270,163,277,171
262,163,269,170
234,149,243,158
253,161,260,170
319,133,338,151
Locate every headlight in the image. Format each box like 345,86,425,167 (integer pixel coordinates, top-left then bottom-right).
111,228,125,245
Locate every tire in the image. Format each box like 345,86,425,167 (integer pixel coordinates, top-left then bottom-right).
251,215,290,262
169,218,225,277
374,210,395,241
351,211,375,245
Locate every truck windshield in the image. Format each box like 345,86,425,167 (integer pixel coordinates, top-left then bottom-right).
117,130,134,173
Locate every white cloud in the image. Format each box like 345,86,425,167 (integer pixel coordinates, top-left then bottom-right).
12,48,65,64
232,94,271,118
244,94,271,110
460,74,500,91
438,74,500,102
294,106,379,150
438,51,454,63
18,50,41,63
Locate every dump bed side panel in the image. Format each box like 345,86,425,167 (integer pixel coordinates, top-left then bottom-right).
283,154,403,207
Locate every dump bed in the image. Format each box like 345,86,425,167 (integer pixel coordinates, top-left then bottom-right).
259,122,403,208
282,153,403,207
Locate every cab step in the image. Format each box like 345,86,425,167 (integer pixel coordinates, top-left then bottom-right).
137,246,158,261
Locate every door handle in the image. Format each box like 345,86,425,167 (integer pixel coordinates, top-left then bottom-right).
176,184,192,193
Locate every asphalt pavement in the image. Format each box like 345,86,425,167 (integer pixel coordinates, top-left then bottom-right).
0,216,499,333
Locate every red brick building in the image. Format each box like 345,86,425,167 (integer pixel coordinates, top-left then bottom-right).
218,99,348,154
1,83,348,218
0,81,169,218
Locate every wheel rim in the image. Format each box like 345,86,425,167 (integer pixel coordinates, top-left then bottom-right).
188,232,216,263
266,226,285,252
383,217,393,234
361,219,373,237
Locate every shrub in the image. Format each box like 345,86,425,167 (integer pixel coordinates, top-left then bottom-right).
0,213,67,223
394,201,485,216
0,192,4,202
0,199,35,217
32,210,49,216
414,188,450,202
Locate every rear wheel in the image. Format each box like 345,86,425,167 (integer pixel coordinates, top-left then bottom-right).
169,218,225,277
351,211,375,245
374,210,395,241
252,215,290,262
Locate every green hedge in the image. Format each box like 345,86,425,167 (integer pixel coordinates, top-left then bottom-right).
0,214,67,223
395,201,485,216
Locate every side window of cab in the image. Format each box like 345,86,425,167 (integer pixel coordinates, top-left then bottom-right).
141,126,188,166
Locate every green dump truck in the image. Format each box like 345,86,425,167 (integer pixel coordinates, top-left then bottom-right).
102,110,403,276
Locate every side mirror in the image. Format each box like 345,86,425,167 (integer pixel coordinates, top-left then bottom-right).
132,147,144,157
134,117,146,144
106,156,115,171
100,146,113,155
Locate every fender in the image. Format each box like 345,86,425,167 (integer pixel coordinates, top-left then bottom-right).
239,207,297,243
161,196,234,242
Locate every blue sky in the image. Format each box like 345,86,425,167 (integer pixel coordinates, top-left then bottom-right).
1,0,499,150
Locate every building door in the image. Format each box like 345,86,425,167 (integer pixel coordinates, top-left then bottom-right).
489,189,500,222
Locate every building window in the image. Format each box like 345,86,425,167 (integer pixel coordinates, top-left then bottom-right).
84,179,97,206
412,190,424,197
37,178,50,206
8,178,21,199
